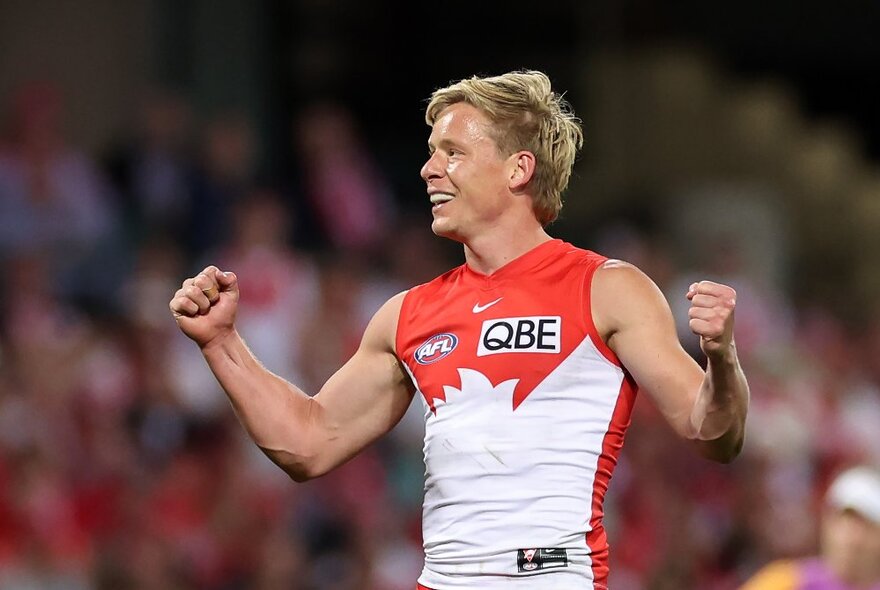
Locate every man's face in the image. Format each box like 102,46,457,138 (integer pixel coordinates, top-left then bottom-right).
420,103,513,241
821,509,880,584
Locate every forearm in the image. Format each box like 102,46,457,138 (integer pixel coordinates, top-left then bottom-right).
689,344,750,462
201,329,320,480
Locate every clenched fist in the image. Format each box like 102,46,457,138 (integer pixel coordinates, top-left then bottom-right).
169,266,239,348
686,280,736,360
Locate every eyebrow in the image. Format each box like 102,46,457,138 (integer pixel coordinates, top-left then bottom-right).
427,139,461,155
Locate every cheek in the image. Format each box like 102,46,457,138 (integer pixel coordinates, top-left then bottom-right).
866,531,880,553
827,519,880,553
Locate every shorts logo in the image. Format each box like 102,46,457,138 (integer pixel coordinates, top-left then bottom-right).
415,333,459,365
517,548,569,573
477,316,561,357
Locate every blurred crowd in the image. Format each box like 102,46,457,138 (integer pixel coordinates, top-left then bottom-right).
0,78,879,590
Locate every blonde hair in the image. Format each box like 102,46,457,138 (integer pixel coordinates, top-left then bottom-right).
425,70,583,226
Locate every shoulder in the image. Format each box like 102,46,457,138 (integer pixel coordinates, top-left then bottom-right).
591,259,671,337
398,264,464,310
594,258,650,282
362,291,409,351
413,264,465,291
373,290,409,324
550,241,608,269
592,259,661,306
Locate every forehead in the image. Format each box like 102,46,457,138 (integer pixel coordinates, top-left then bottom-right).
826,507,880,532
429,102,494,144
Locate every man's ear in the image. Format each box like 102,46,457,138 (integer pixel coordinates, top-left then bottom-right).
508,151,536,193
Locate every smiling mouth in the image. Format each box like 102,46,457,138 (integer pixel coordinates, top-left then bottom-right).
430,193,455,207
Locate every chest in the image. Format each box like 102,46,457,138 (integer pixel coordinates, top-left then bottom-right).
398,271,597,413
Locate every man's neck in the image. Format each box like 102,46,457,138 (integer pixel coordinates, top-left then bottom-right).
462,225,553,275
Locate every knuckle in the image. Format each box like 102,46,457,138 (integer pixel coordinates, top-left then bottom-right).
170,298,190,314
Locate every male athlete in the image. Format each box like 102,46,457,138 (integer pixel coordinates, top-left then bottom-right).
170,70,749,589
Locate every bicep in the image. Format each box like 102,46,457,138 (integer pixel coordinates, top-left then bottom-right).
307,292,416,472
594,262,704,438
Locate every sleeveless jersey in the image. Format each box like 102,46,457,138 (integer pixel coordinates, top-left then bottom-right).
395,239,638,589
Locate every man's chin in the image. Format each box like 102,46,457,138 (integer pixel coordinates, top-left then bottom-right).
430,220,463,242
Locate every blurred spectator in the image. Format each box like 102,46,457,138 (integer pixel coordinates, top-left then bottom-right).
740,466,880,590
297,257,368,395
188,110,260,260
209,187,318,388
0,81,122,306
118,237,192,465
664,183,795,361
294,102,396,253
104,87,196,248
163,187,319,422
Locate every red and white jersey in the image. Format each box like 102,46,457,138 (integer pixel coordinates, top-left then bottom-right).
396,239,637,589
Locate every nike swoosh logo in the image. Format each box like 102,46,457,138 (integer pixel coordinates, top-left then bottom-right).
472,297,503,313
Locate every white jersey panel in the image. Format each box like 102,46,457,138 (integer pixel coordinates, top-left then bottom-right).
417,334,624,589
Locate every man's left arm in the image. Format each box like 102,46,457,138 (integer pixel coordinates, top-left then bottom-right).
592,261,749,463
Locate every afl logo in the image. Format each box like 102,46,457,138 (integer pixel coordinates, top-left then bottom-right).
415,333,459,365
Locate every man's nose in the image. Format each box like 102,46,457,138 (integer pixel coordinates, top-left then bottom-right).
420,152,444,182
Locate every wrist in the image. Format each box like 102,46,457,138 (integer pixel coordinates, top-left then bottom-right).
705,342,739,367
200,327,239,355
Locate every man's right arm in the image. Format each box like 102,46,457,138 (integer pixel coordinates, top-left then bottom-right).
170,266,415,481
